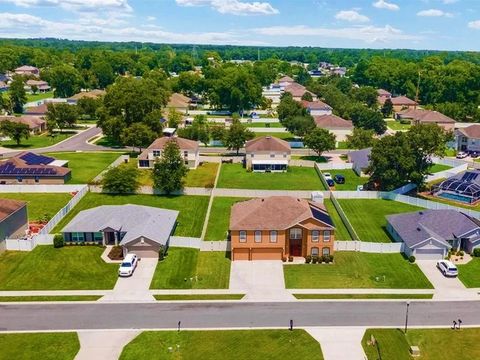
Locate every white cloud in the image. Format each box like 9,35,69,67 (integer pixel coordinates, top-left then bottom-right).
468,20,480,29
443,0,458,4
0,0,132,12
372,0,399,11
146,16,156,21
175,0,279,15
335,10,370,23
417,9,453,17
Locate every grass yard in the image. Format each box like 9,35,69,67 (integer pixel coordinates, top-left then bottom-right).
25,91,54,102
44,151,123,184
292,155,328,163
362,328,480,360
324,169,369,191
323,199,352,240
458,258,480,288
336,141,349,149
185,162,218,187
253,131,297,141
429,163,451,173
284,252,433,289
1,131,74,149
53,193,209,237
0,295,101,302
150,248,230,289
246,122,283,128
154,294,244,301
386,121,412,131
94,136,123,148
294,294,433,300
0,193,72,222
120,329,323,360
217,163,323,190
0,332,79,360
338,199,423,242
0,246,118,290
204,197,249,241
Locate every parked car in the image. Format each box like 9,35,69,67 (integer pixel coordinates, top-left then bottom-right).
323,172,333,180
436,260,458,277
326,178,335,187
456,152,468,159
471,152,479,159
118,253,138,277
334,174,345,184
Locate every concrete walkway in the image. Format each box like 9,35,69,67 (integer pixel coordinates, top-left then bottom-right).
75,330,140,360
306,327,367,360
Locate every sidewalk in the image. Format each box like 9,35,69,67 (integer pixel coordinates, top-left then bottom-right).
306,327,367,360
75,330,139,360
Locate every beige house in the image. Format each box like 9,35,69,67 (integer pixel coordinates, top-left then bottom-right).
284,82,317,101
245,136,291,172
0,116,46,134
138,136,200,169
313,114,354,142
396,109,455,131
390,96,418,112
166,93,192,114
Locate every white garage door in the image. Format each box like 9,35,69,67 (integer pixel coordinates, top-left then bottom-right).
415,248,445,260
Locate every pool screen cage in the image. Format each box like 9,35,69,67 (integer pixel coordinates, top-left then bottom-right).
434,174,480,203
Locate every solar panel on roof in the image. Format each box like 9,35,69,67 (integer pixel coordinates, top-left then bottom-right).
19,152,54,165
311,206,334,227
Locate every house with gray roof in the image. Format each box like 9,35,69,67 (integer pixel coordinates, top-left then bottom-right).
387,209,480,259
61,205,179,258
347,148,371,176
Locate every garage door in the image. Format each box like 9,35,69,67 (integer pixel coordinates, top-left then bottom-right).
251,248,283,261
415,248,445,260
126,246,158,259
233,248,249,261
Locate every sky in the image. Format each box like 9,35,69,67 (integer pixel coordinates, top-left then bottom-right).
0,0,479,51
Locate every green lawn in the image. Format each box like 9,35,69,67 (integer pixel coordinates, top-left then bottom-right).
323,199,352,240
338,199,424,242
387,121,412,131
294,293,433,300
324,169,369,191
26,91,54,102
0,332,79,360
1,132,74,149
292,155,328,163
0,193,72,222
363,328,480,360
217,164,323,190
0,295,101,302
150,248,230,289
284,252,433,289
154,294,244,301
120,330,323,360
44,151,123,184
185,162,218,187
253,131,297,141
458,258,480,288
429,163,451,173
204,197,249,241
336,141,349,149
53,193,209,237
94,136,123,148
246,122,283,128
0,246,118,290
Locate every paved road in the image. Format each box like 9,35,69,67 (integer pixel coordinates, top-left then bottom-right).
1,301,479,331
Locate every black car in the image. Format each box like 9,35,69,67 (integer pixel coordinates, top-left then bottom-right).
334,174,345,184
326,179,335,187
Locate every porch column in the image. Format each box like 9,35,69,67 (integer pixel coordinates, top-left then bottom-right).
102,232,105,247
114,232,118,246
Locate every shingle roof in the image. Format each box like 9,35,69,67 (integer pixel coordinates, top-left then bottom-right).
0,199,26,222
390,96,417,106
69,90,106,101
167,93,191,108
24,103,48,115
348,148,371,170
458,124,480,139
301,100,332,111
15,65,38,72
397,109,455,124
278,75,294,83
61,204,179,246
284,83,315,98
0,116,46,130
138,136,199,160
377,89,391,96
314,114,353,129
245,136,291,153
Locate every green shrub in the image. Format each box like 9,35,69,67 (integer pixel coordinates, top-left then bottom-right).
158,246,165,261
53,234,64,248
288,256,293,262
305,255,312,264
323,255,331,264
312,256,318,264
473,248,480,257
408,255,416,263
108,246,124,260
329,254,334,262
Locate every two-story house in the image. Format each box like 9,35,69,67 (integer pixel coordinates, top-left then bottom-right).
244,136,291,172
455,124,480,152
138,136,199,169
301,100,333,116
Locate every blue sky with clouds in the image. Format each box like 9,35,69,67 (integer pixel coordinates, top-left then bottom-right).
0,0,479,50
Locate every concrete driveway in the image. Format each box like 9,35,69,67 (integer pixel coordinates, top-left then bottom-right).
100,258,157,303
229,261,294,301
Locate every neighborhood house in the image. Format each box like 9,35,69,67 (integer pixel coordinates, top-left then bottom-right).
138,136,200,169
433,170,480,205
14,65,39,77
0,116,46,134
0,199,28,250
348,148,371,177
313,114,354,142
301,100,332,116
455,124,480,152
396,109,455,131
244,136,291,172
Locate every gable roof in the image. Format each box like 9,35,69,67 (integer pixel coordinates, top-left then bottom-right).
245,136,291,153
377,89,391,96
167,93,191,108
69,89,106,101
24,103,48,115
15,65,38,72
314,114,353,129
390,96,417,106
230,196,334,231
458,124,480,139
138,136,199,160
284,83,315,98
0,199,26,222
397,109,455,124
0,116,46,130
301,100,332,111
348,148,371,170
278,75,294,83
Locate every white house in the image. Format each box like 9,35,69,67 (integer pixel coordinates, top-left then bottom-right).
138,136,200,169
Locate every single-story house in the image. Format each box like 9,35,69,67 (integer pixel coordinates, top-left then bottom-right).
455,124,480,152
245,135,291,172
138,136,199,169
284,82,317,101
166,93,192,114
387,209,480,258
347,148,371,176
67,89,106,104
15,65,39,77
229,196,335,261
302,100,332,116
24,103,48,116
390,96,418,112
0,152,71,184
0,199,28,251
277,75,295,87
313,114,354,142
25,79,50,93
0,115,47,134
396,109,455,131
61,204,179,258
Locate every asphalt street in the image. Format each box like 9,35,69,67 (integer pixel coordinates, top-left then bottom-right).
1,301,479,331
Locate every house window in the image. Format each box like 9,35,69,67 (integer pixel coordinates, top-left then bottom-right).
311,230,319,242
290,228,302,240
255,231,262,243
251,153,254,158
34,176,39,183
311,247,319,256
270,230,277,243
270,153,275,158
184,151,188,157
93,232,103,242
152,150,160,157
17,177,22,183
322,247,330,256
283,153,287,158
239,231,247,243
323,231,331,242
139,160,149,168
72,232,85,242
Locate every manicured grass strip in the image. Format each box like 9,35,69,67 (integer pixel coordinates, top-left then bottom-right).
1,132,74,149
204,197,249,241
44,151,123,184
246,122,283,128
291,155,327,163
293,293,433,300
338,199,423,243
325,169,369,191
120,329,323,360
0,246,118,290
458,258,480,288
0,332,79,360
53,193,209,237
284,252,433,289
323,199,352,240
253,131,297,141
429,163,452,173
26,91,54,102
154,294,244,301
185,162,218,187
217,163,323,190
386,121,411,131
150,248,231,289
0,295,101,302
0,193,72,222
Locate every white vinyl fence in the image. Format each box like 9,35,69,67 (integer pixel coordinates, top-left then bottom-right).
5,237,37,251
315,162,353,170
334,241,404,253
0,184,86,193
169,237,229,251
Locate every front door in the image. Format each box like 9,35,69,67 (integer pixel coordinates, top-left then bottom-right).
290,239,302,256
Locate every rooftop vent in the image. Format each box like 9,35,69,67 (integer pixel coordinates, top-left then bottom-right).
417,227,421,231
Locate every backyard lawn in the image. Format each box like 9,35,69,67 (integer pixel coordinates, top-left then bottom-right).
323,199,352,240
26,91,54,102
0,332,79,360
185,162,218,187
150,248,230,289
44,151,123,184
53,193,209,237
429,163,451,173
205,196,249,241
217,164,323,190
0,246,118,290
253,131,297,141
120,330,323,360
338,199,423,242
0,193,72,222
324,169,369,191
362,328,480,360
458,258,480,288
292,155,327,163
386,121,411,131
284,252,432,289
246,122,283,128
1,131,74,149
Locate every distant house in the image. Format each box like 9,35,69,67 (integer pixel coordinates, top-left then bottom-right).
67,89,106,104
166,93,192,114
455,124,480,152
348,148,371,176
301,100,332,116
377,89,392,105
15,65,39,77
387,209,480,259
138,136,199,169
0,199,28,249
0,152,71,185
396,109,455,131
24,103,48,116
61,204,178,258
0,116,46,134
245,136,291,172
25,79,50,93
277,75,295,87
313,114,354,142
284,82,317,101
390,96,418,112
229,196,335,261
331,67,347,77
